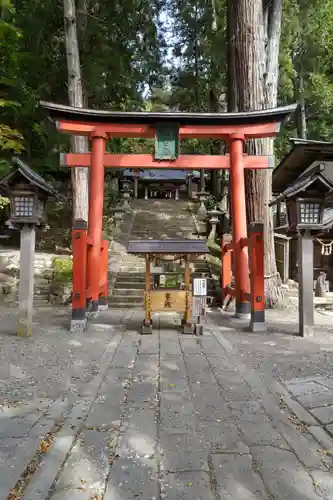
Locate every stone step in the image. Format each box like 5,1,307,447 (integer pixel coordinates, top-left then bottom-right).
109,295,144,305
112,288,143,297
114,281,146,290
115,274,146,283
108,302,142,309
118,267,146,272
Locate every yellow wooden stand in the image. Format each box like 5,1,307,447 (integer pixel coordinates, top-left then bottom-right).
126,239,209,334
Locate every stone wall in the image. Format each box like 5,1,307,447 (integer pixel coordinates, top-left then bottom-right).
0,249,72,304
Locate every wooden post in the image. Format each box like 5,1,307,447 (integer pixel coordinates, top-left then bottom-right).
70,219,88,332
87,131,106,316
298,230,314,337
99,239,108,311
249,223,265,332
284,238,290,283
182,255,193,333
221,234,232,305
229,135,250,317
17,224,36,338
142,254,152,334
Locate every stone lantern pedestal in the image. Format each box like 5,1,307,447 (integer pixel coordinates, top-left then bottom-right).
197,191,209,219
109,207,126,230
122,183,132,211
208,209,221,241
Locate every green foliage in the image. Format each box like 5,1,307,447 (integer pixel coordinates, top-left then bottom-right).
0,0,332,211
164,274,182,288
0,195,9,209
277,0,333,151
205,195,217,211
52,257,73,283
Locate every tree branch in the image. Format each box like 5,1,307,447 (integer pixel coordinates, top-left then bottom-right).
76,0,91,37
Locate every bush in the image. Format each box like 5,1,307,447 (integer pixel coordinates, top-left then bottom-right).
165,274,183,288
52,257,73,283
0,196,9,210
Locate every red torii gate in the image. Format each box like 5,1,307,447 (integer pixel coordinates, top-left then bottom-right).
40,101,296,331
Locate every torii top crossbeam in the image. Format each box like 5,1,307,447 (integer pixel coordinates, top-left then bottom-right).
40,101,296,139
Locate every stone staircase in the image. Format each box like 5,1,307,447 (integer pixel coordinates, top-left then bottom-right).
108,199,218,309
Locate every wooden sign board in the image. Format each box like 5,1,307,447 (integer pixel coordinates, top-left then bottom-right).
146,290,192,312
154,122,180,161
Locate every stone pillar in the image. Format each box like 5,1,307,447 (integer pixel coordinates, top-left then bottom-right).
175,187,179,200
188,180,193,198
144,187,149,200
298,230,314,337
200,169,205,191
17,224,36,337
134,174,139,199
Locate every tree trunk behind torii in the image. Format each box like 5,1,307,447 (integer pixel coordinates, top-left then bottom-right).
228,0,284,307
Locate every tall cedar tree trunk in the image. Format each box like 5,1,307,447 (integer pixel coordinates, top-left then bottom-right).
297,71,307,139
63,0,89,221
228,0,283,307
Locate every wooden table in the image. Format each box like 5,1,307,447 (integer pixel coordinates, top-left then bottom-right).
127,239,209,334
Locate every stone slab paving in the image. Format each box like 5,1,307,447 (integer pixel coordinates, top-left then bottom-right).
1,307,333,498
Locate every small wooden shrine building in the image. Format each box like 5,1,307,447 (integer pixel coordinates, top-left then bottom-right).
273,138,333,285
122,168,201,200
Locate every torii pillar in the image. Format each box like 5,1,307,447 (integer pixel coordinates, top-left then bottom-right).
229,134,250,316
87,131,107,315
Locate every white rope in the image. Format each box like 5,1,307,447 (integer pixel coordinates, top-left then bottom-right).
264,272,279,279
316,238,333,256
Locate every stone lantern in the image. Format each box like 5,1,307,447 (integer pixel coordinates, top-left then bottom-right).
270,163,333,338
207,209,222,241
286,197,324,232
121,180,132,210
0,157,56,337
197,190,209,218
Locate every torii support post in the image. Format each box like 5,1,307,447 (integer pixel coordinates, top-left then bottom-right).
71,219,88,333
229,134,250,317
249,223,265,332
87,131,107,316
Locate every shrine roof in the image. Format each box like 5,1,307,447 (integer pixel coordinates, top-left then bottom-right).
273,138,333,193
127,239,209,255
273,163,333,203
123,169,200,181
0,157,56,196
40,101,297,127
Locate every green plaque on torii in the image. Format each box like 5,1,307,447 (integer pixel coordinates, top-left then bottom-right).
154,122,180,160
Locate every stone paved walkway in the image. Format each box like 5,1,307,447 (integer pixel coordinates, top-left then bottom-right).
1,306,333,499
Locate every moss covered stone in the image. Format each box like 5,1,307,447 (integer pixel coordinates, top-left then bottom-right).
52,256,73,283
